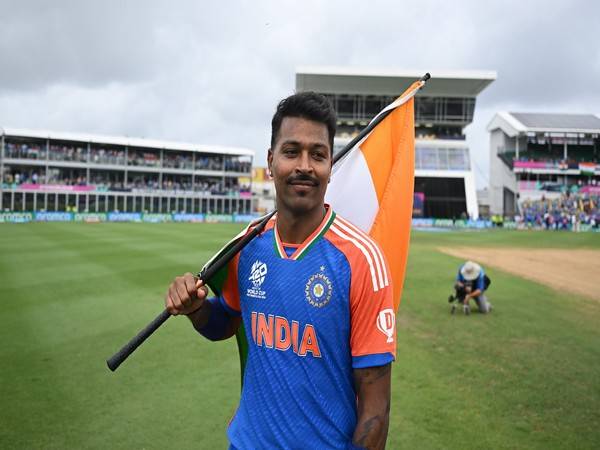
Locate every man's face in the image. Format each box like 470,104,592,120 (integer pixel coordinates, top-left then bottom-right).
268,116,332,216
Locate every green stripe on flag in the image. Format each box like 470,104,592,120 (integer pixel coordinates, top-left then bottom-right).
235,324,249,389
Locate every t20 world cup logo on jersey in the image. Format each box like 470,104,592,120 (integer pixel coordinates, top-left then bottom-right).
376,309,395,343
247,260,267,299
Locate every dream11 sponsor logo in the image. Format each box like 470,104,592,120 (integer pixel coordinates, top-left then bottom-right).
247,260,267,299
376,309,395,343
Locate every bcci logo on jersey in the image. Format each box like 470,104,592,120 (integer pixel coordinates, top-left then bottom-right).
247,260,267,299
305,272,332,308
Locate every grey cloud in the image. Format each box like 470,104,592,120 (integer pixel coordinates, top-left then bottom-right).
0,0,598,183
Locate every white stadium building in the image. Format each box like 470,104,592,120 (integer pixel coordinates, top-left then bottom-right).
296,66,496,219
0,128,254,215
487,112,600,215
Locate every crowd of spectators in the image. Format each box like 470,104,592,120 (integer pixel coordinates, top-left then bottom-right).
224,158,252,173
1,169,90,187
2,168,249,197
2,170,44,185
195,155,223,171
90,148,126,165
517,191,599,230
48,144,87,162
5,141,251,173
163,153,193,170
5,142,46,159
127,150,161,167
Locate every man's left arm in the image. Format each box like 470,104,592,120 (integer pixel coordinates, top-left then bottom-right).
352,364,392,450
466,272,485,301
347,240,396,449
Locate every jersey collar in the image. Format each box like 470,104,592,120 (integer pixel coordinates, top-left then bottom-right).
273,205,336,261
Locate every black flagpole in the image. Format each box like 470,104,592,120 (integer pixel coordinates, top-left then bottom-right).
106,73,430,372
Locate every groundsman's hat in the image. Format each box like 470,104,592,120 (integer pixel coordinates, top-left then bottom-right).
461,261,482,281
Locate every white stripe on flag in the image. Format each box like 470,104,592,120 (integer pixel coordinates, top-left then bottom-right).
334,218,386,289
326,145,378,233
330,223,379,292
337,216,389,287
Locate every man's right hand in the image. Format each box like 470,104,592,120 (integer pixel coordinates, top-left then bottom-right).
165,272,209,316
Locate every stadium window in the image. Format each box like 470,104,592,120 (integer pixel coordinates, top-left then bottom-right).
35,193,44,211
416,97,436,122
446,98,464,121
88,195,96,213
448,149,469,170
419,147,438,170
364,96,383,119
57,194,67,211
336,95,355,120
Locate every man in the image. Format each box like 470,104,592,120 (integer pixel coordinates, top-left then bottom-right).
449,261,492,315
165,92,396,449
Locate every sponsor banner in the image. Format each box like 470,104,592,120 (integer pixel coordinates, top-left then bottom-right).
467,219,492,229
503,221,518,229
411,218,434,227
172,213,204,223
580,186,600,194
205,214,233,223
233,214,259,223
73,213,107,223
413,218,492,229
143,213,173,223
20,183,96,192
513,161,549,169
35,212,73,222
433,219,454,228
0,212,34,223
512,160,600,173
108,212,142,222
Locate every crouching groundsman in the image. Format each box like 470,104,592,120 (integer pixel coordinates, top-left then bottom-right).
165,92,396,450
449,260,492,315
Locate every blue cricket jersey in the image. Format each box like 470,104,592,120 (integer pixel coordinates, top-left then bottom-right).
218,207,396,449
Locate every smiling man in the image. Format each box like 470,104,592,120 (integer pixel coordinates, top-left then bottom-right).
165,92,396,450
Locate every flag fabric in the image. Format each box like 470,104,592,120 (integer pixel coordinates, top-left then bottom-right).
579,162,596,176
325,80,422,311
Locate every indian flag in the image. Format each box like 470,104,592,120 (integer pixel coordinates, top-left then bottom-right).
579,162,596,176
326,80,422,311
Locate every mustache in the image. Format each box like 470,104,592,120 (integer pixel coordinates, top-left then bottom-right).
286,174,319,186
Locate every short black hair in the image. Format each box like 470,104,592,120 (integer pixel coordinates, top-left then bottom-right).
270,91,337,152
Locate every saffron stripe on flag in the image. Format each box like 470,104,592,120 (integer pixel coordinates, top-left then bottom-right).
325,79,422,310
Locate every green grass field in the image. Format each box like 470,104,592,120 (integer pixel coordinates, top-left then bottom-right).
1,224,599,449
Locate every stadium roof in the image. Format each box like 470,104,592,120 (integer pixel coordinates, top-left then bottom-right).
0,126,255,157
296,66,497,97
487,112,600,136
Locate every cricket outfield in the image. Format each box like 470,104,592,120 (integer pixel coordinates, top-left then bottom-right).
1,223,599,449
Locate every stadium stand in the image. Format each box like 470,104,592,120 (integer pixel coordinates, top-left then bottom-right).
517,190,599,230
296,66,496,219
0,128,254,214
487,112,600,216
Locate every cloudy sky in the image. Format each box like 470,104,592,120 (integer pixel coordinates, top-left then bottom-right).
1,0,598,188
